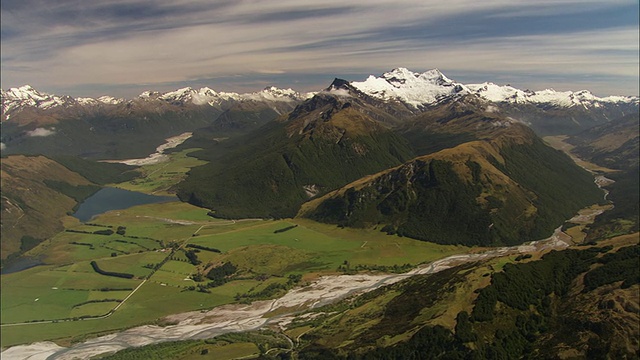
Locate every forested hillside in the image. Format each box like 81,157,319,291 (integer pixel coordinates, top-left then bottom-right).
300,130,603,246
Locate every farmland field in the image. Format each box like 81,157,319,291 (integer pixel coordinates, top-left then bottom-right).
1,190,467,347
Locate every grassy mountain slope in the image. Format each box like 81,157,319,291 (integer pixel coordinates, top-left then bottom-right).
296,239,639,359
299,124,604,246
0,155,139,263
177,93,415,219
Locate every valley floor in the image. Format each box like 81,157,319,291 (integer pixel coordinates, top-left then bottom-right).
1,208,611,360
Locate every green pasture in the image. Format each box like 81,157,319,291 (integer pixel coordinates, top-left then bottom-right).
105,201,216,223
194,219,266,236
69,301,119,318
187,248,223,265
88,291,132,301
189,219,467,272
2,192,469,347
95,252,167,278
113,149,206,196
148,270,192,288
0,265,139,324
160,260,197,275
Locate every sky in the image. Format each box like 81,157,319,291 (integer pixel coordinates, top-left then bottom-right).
1,0,638,98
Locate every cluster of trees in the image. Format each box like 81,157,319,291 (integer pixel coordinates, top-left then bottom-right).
206,262,237,283
90,261,134,279
184,250,201,266
71,299,121,309
185,244,221,253
583,245,639,291
337,262,413,274
471,248,602,322
66,229,114,236
70,241,94,250
274,225,298,233
187,262,239,293
235,274,303,302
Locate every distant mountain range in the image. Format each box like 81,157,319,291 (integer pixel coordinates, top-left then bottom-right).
0,85,312,159
1,85,313,119
3,68,636,119
2,68,637,140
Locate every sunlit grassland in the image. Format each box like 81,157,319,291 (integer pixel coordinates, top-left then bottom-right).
0,281,233,347
189,219,468,271
104,201,215,223
0,265,139,324
95,252,167,278
2,198,469,347
113,149,207,196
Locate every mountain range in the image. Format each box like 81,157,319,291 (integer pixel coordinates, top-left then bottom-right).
2,68,637,158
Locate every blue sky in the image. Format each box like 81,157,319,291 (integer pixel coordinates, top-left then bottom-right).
1,0,638,98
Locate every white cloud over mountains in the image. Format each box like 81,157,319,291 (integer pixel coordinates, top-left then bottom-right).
26,127,56,137
1,0,638,97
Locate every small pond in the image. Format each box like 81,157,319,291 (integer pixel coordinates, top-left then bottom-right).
73,187,177,222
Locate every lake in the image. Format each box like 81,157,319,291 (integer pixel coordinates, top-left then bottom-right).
73,187,177,222
1,257,43,275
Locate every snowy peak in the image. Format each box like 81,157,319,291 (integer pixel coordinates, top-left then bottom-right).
351,68,468,108
350,68,638,110
139,86,311,106
1,85,70,115
467,82,638,108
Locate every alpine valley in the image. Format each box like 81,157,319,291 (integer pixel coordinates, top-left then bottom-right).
1,68,638,360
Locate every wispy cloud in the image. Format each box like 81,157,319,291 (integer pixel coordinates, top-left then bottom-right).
1,0,637,97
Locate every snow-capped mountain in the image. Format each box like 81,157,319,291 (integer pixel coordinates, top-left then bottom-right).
1,85,71,115
467,82,636,108
0,86,128,119
351,68,468,108
150,86,312,106
350,68,638,111
1,85,314,120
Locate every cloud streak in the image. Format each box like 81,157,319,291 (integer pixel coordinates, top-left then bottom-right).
1,0,638,97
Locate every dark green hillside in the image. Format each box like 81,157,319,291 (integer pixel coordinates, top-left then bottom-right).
48,155,139,184
394,96,501,156
177,94,415,219
301,133,603,246
496,136,605,240
296,243,639,359
305,159,494,246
